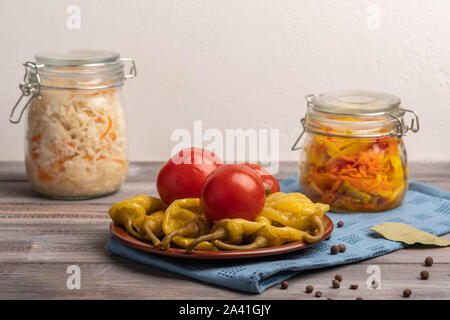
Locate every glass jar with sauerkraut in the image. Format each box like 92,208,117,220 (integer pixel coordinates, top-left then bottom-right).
9,50,137,199
292,91,420,212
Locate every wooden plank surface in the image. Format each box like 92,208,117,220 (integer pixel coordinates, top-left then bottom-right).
0,161,449,300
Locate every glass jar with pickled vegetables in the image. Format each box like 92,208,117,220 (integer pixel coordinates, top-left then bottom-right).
292,91,420,212
9,50,137,199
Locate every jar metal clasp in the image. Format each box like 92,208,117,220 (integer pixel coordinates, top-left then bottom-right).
391,108,420,136
9,62,42,124
120,58,137,79
291,94,314,151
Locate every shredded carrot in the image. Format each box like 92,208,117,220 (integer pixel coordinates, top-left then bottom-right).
37,170,54,182
100,115,112,139
31,156,54,182
109,131,116,141
112,158,126,168
83,155,94,161
31,134,41,143
299,134,406,212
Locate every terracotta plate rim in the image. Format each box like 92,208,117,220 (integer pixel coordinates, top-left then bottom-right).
110,214,334,260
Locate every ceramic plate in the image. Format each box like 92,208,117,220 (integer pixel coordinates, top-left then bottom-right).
110,214,334,260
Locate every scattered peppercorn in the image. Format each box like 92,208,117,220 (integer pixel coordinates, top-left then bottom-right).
335,274,343,282
305,285,314,293
332,279,340,288
403,288,412,297
315,291,322,297
338,244,346,253
327,297,334,300
371,280,379,289
356,297,364,300
425,256,433,267
350,284,358,290
420,270,429,280
331,245,339,254
280,280,289,289
337,221,344,228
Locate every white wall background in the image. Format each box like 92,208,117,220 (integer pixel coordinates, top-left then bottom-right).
1,0,449,162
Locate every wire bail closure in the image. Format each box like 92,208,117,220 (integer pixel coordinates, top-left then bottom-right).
121,58,137,79
9,62,42,124
291,94,420,151
291,94,314,151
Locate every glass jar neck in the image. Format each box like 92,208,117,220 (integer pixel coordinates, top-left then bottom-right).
305,107,406,138
30,62,126,90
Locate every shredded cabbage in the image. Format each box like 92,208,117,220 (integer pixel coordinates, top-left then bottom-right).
25,88,128,198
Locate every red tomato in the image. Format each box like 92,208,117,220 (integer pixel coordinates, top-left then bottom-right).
156,148,223,205
242,162,280,195
200,164,266,222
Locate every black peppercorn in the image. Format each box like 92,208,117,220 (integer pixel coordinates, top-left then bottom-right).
338,244,346,253
280,280,289,289
335,274,343,282
425,256,433,267
305,285,314,293
371,280,379,289
330,245,339,254
403,288,412,297
337,221,344,228
315,291,322,297
350,284,358,290
420,270,429,280
332,279,340,288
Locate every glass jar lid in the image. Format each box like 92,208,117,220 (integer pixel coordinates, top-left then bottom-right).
34,50,121,67
32,49,136,85
291,90,420,150
30,49,135,91
310,90,401,116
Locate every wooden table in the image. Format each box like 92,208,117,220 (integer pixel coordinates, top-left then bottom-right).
1,161,449,300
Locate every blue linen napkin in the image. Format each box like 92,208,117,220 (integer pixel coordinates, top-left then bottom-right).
107,174,450,293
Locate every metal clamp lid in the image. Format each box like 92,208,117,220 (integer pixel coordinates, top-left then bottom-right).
9,56,137,124
291,93,420,151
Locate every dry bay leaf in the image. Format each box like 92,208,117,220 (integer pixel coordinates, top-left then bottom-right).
369,222,450,246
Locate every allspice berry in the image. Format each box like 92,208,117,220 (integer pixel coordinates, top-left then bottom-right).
335,274,343,282
332,279,340,288
338,244,346,253
280,280,289,289
424,256,433,267
315,291,322,297
350,284,358,290
371,280,379,289
337,221,344,228
305,285,314,293
403,288,412,297
420,270,430,280
356,297,364,300
330,245,339,254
